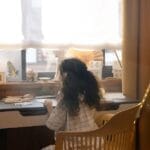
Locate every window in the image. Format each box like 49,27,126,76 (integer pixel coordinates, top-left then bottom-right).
0,0,122,82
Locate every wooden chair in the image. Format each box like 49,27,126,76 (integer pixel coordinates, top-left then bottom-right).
96,83,150,122
94,111,114,128
94,103,137,128
55,104,140,150
137,83,150,150
94,83,150,149
140,83,150,106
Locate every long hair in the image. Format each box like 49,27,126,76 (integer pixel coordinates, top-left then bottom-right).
59,58,101,116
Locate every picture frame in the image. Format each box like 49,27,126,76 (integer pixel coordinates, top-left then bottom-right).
0,50,25,82
0,72,6,84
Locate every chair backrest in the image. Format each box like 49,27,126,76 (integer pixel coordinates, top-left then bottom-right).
55,104,140,150
140,83,150,107
137,83,150,150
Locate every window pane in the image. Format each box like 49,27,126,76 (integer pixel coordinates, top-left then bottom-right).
0,0,23,44
104,49,122,78
26,48,37,63
26,49,58,80
0,50,23,81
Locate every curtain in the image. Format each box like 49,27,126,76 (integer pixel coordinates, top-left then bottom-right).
0,0,23,50
41,0,121,49
22,0,43,44
0,0,121,50
122,0,140,99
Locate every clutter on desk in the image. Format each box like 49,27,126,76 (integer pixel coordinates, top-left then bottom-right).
2,94,34,103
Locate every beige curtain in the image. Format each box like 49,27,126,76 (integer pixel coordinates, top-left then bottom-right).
0,0,23,50
122,0,140,99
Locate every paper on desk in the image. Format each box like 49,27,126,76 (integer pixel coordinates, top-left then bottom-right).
36,99,57,107
2,94,34,103
14,102,33,106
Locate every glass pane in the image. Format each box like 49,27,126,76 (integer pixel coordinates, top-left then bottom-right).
26,48,58,81
104,49,122,79
0,50,24,82
0,0,23,44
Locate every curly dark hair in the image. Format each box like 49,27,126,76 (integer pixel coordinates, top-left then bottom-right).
59,58,101,116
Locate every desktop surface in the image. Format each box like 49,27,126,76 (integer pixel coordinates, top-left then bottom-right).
0,93,138,115
0,97,57,116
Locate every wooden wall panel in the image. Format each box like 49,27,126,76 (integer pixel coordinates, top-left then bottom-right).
138,0,150,150
138,0,150,99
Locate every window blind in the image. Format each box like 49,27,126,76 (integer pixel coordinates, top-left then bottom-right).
0,0,121,50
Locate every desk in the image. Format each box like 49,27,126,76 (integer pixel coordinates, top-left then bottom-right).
0,93,138,150
0,93,138,129
0,99,55,150
102,92,138,105
0,98,58,129
0,111,48,129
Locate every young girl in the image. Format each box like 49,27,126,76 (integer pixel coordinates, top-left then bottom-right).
43,58,101,150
